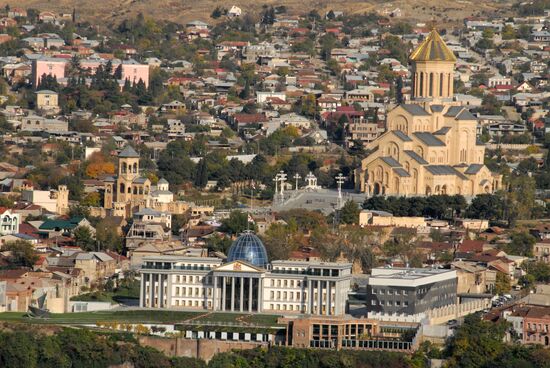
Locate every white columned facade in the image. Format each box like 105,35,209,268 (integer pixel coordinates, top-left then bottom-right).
213,276,218,310
222,276,226,311
230,277,235,311
239,277,244,312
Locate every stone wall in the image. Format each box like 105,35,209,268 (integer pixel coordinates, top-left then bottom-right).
426,298,491,325
138,336,267,362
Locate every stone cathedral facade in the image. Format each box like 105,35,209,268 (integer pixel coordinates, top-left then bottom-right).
355,30,502,197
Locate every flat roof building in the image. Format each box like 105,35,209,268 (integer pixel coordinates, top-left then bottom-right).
366,267,457,320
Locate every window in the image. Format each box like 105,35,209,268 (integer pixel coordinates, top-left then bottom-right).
371,300,376,306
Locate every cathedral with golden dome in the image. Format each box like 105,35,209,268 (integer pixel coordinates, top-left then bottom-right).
355,30,502,197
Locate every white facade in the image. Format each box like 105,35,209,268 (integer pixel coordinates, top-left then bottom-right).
0,209,20,235
140,256,352,316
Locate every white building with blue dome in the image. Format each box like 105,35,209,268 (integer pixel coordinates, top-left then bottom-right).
139,232,352,316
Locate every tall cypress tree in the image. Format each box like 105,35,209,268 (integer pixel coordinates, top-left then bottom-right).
195,159,208,188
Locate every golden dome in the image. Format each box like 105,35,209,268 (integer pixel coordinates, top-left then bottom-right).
410,29,457,63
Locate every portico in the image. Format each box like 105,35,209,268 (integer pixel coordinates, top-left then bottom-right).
212,261,264,313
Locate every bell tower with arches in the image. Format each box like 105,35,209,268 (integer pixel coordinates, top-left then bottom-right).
116,145,140,203
410,29,456,100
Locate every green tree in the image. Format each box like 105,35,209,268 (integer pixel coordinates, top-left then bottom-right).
208,352,250,368
68,205,91,219
501,24,516,40
95,218,122,252
326,58,341,76
382,229,417,265
495,271,511,295
2,240,38,267
340,200,360,224
73,226,96,251
467,194,504,220
206,234,232,254
502,232,536,257
210,6,223,19
219,210,255,236
0,331,39,368
261,223,296,260
445,314,509,368
300,94,317,117
80,192,101,207
504,175,536,226
522,261,550,283
195,159,208,188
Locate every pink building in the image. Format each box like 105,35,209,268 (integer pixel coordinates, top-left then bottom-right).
33,58,149,88
32,58,67,87
120,61,149,87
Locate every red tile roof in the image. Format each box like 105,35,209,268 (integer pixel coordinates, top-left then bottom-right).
458,240,485,253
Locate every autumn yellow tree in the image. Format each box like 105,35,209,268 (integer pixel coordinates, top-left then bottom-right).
85,152,115,179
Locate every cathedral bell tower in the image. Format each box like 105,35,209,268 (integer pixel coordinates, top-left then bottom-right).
410,29,457,100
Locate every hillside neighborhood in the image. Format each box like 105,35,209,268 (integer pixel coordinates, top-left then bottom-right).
0,2,548,366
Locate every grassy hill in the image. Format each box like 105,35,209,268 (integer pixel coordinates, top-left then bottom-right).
13,0,511,27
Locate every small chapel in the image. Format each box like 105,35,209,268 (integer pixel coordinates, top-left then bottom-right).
355,29,502,197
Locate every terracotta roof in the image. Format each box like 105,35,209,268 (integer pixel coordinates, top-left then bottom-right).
458,240,485,253
0,269,29,279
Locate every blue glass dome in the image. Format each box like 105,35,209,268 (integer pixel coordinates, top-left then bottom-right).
226,232,268,268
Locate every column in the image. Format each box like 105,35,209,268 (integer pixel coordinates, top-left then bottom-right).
317,280,323,314
248,277,253,312
334,283,341,316
149,273,155,308
166,274,172,308
448,74,452,97
257,278,263,313
139,273,145,307
308,280,313,314
327,281,331,316
213,276,218,311
239,277,244,312
159,274,164,308
222,276,226,311
231,277,235,312
422,73,430,97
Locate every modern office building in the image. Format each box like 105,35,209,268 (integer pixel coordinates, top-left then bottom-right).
366,267,457,319
139,232,352,316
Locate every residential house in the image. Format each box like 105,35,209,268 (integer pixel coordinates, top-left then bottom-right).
0,208,20,236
